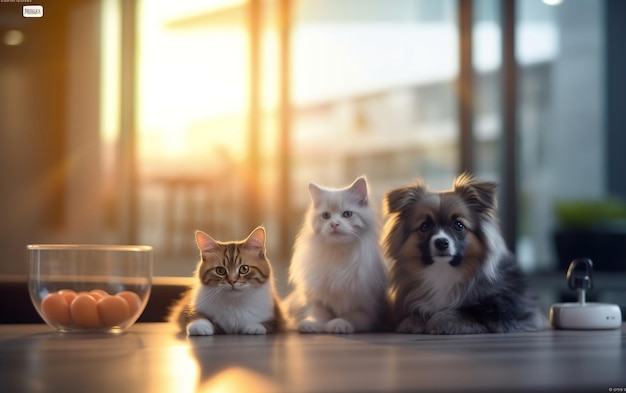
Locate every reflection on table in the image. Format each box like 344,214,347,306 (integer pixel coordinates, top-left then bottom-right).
0,323,624,393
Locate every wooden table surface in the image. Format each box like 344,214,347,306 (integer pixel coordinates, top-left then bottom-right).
0,323,624,393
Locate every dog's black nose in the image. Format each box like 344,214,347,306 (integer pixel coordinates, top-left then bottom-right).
434,238,449,251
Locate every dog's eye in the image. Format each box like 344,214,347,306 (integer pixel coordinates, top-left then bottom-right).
321,212,331,219
419,221,433,233
453,220,465,232
342,211,353,218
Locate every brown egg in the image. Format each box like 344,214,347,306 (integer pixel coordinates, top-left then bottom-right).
41,292,72,327
116,291,142,317
58,289,77,306
97,295,130,327
89,289,109,301
70,293,101,329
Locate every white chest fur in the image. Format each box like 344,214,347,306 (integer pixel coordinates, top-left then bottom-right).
301,242,387,317
193,284,274,333
416,261,465,315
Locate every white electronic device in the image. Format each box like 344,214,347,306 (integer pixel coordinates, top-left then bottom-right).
550,258,622,330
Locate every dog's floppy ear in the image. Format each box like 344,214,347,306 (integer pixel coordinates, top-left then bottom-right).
453,173,498,215
384,180,426,214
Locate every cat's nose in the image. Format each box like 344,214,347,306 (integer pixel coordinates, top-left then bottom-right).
331,222,339,229
228,279,237,288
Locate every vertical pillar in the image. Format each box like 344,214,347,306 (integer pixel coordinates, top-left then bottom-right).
501,0,518,252
278,0,292,260
120,0,138,244
247,0,262,230
458,0,474,175
606,0,626,199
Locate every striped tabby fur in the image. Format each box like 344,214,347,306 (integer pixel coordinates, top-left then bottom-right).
169,227,285,335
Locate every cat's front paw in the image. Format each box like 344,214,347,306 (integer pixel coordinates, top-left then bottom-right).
396,315,426,334
187,319,215,336
297,318,324,334
325,318,354,334
242,323,267,335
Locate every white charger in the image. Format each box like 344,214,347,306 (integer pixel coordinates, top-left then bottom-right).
549,258,622,330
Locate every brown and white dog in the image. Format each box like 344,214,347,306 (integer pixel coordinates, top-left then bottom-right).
382,174,546,334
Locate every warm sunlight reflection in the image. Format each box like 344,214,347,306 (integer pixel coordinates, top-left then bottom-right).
198,367,280,393
150,346,199,393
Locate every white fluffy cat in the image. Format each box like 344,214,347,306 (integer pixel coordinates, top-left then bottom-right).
286,176,389,333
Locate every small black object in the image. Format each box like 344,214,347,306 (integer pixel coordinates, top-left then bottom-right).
566,258,594,304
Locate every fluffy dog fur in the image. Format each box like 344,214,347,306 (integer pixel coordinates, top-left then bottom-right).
382,173,546,334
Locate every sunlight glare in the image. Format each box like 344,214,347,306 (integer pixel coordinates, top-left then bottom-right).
138,0,251,174
100,0,120,145
148,346,198,393
198,367,280,393
543,0,563,5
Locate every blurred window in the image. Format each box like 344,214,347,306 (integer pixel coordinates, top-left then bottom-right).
0,0,613,279
136,0,460,277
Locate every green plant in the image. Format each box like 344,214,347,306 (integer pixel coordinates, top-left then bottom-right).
554,199,626,229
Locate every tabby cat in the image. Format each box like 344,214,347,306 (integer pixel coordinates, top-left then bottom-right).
169,227,285,335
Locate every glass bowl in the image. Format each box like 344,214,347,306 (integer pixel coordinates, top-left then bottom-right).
28,244,153,333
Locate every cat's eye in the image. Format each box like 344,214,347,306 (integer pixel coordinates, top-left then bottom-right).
215,266,227,276
419,221,433,233
342,211,353,218
453,220,465,232
321,212,331,220
239,265,250,274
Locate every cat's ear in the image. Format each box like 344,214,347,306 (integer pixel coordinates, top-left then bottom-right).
384,180,426,214
195,230,219,253
348,176,369,206
308,182,325,206
244,226,266,250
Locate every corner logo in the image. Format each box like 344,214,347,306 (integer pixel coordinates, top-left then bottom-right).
23,5,43,18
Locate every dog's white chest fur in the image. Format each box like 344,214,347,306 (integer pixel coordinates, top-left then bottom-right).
417,261,465,315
